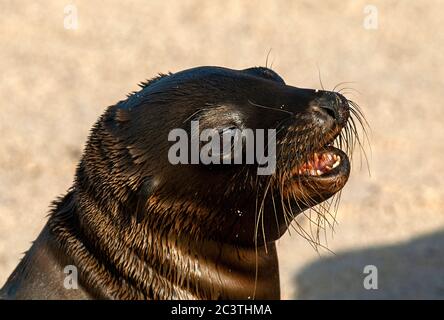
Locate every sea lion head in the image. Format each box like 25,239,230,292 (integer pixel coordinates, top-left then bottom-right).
81,66,363,247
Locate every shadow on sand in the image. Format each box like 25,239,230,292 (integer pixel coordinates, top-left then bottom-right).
293,230,444,299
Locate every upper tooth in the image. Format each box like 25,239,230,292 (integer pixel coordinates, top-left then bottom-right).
316,170,323,175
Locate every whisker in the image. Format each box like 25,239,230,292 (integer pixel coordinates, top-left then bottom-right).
337,87,362,95
182,108,210,123
316,64,325,91
265,48,273,68
248,100,294,116
260,88,370,259
332,81,357,92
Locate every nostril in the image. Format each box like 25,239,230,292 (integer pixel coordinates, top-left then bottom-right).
324,107,336,120
319,105,337,121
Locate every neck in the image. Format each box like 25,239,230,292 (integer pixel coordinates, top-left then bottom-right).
44,189,281,299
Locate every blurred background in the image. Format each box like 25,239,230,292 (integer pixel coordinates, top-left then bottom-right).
1,0,443,299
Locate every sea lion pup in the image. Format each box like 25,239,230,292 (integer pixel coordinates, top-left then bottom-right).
1,66,361,299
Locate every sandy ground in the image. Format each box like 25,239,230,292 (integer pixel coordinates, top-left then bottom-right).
1,1,443,299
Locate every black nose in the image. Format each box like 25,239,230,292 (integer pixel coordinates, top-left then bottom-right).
312,92,349,126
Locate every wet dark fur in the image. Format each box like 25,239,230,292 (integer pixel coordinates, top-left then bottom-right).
0,66,365,299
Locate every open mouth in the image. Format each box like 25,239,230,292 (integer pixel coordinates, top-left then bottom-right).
290,146,350,179
297,148,341,176
286,121,353,179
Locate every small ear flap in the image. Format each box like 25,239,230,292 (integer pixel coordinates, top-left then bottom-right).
124,176,156,225
135,176,156,224
139,176,156,198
